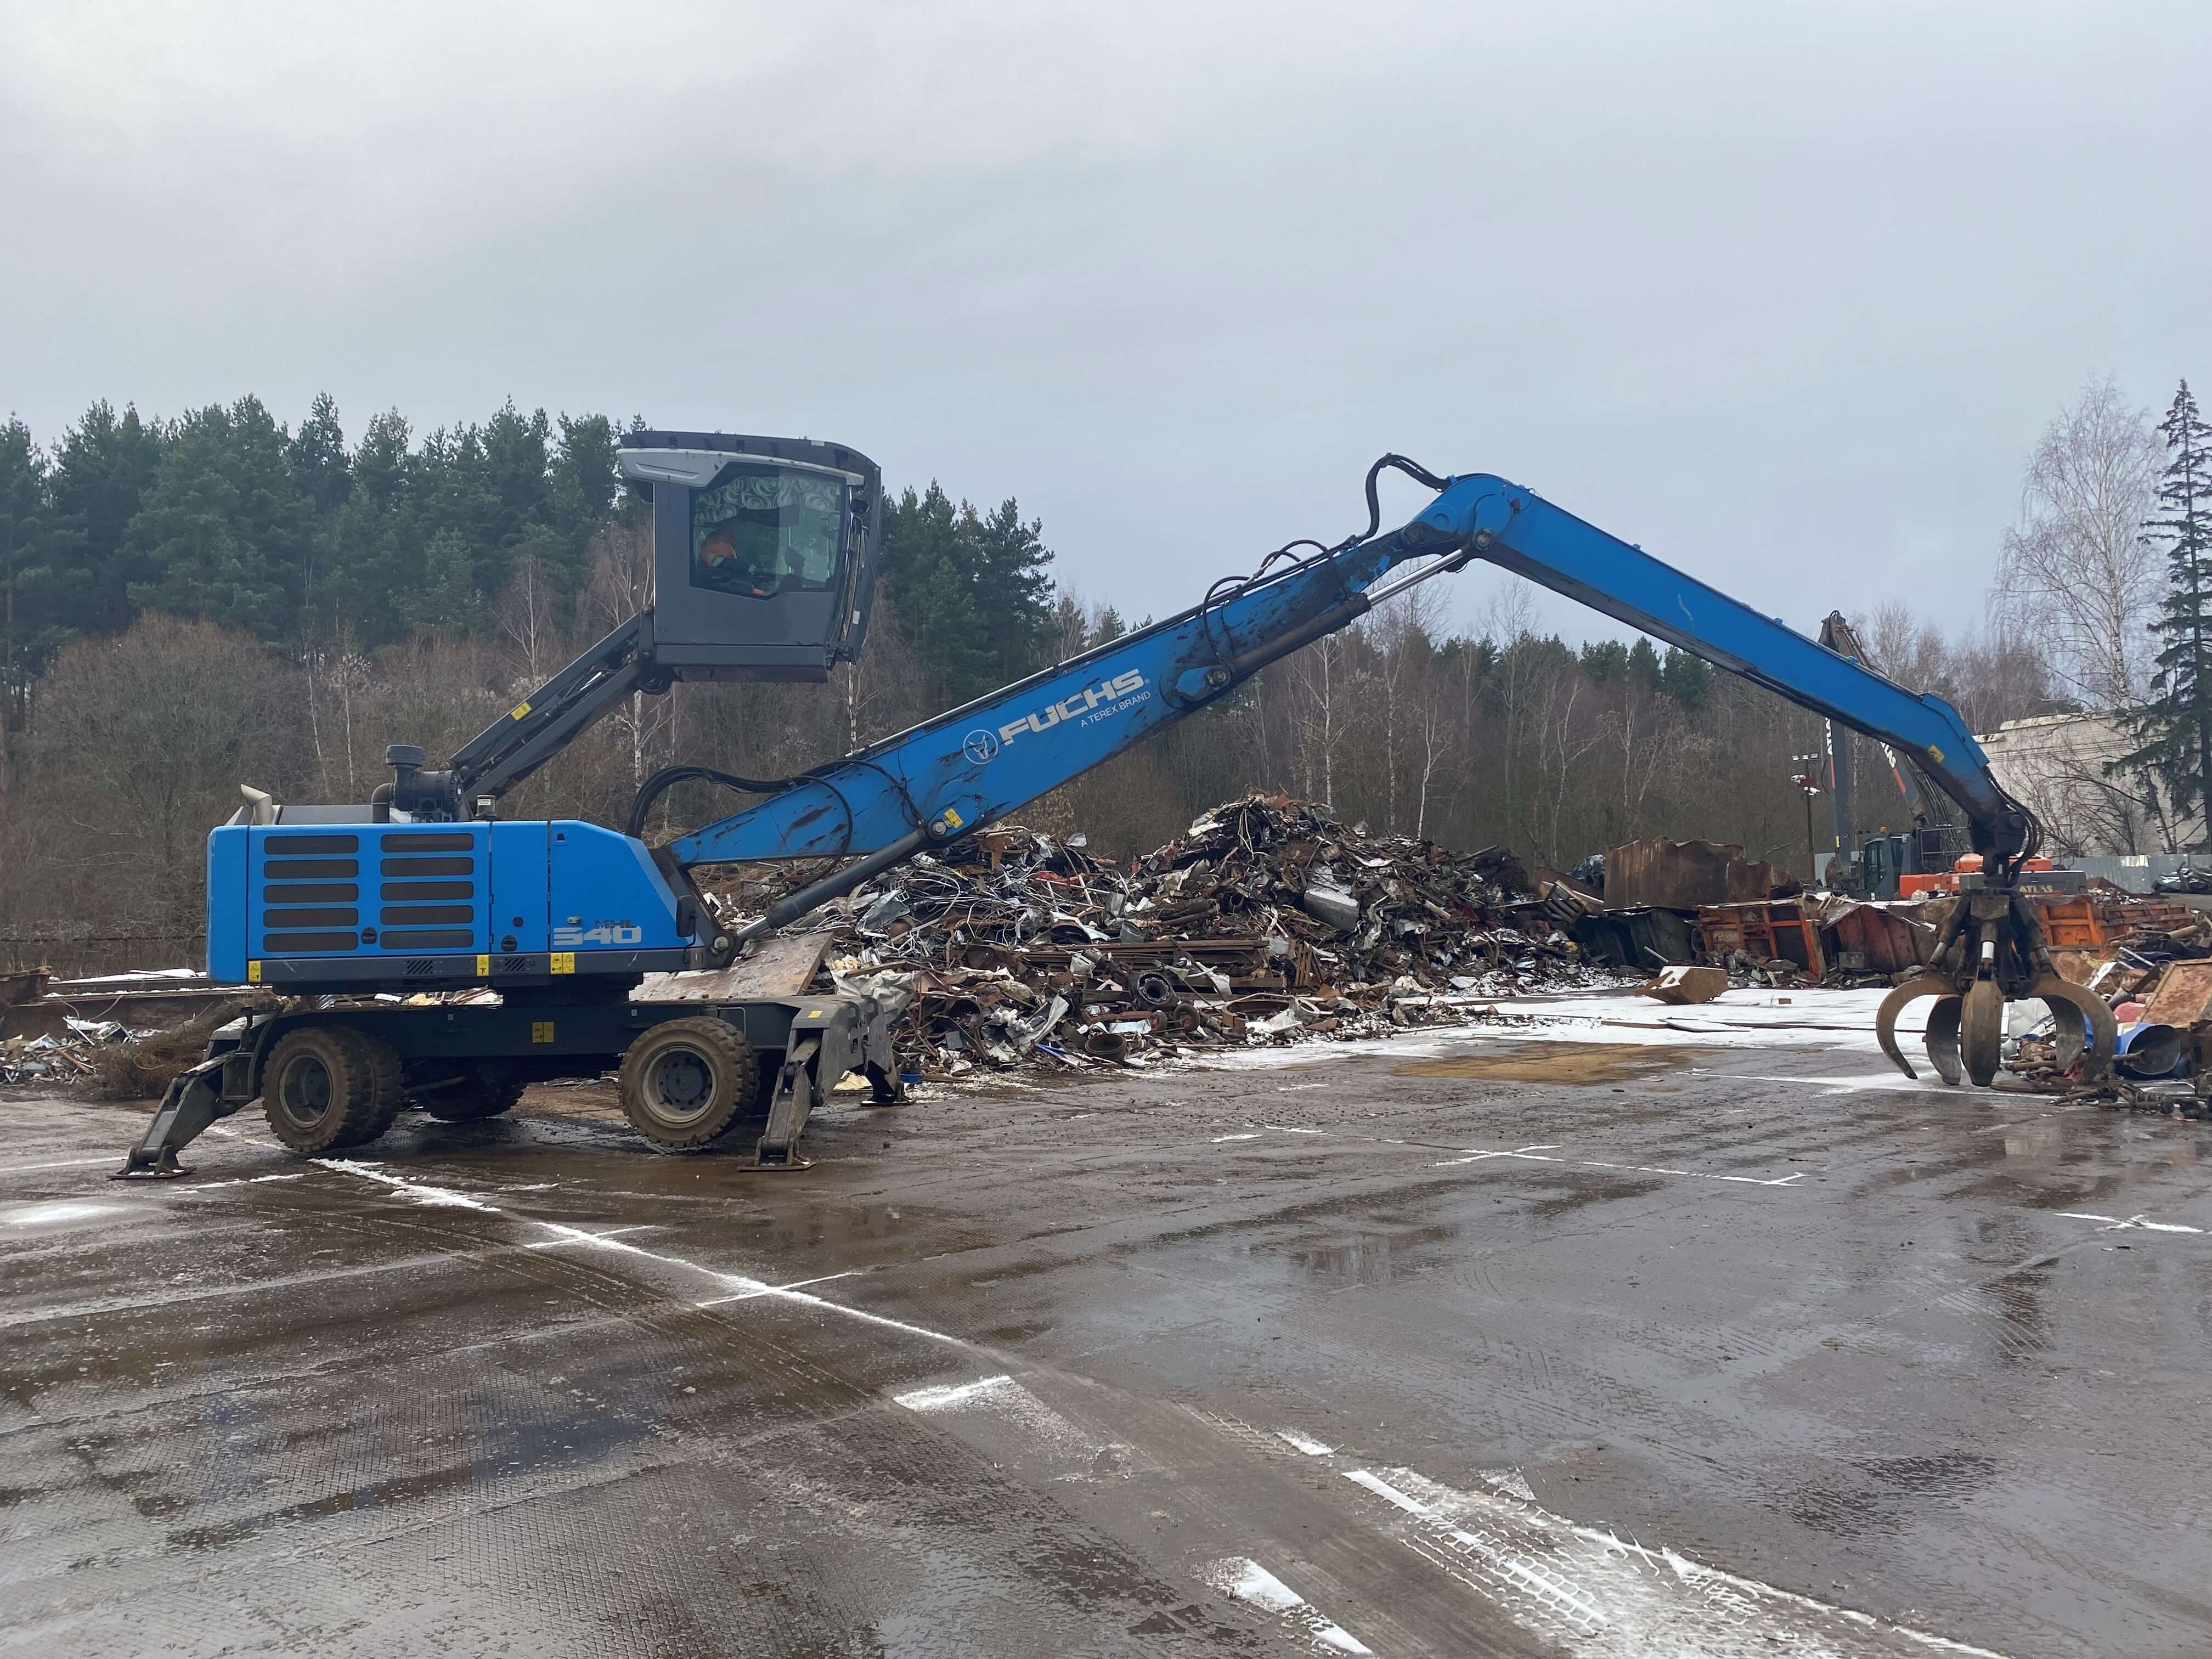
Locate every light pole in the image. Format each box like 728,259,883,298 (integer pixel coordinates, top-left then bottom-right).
1790,754,1824,885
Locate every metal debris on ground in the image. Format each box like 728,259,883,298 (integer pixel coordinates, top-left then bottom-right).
1,1019,128,1085
718,794,1624,1077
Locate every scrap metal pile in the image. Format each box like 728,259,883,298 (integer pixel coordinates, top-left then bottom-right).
744,795,1621,1076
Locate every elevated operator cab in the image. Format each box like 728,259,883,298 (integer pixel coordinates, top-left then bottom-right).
620,431,884,682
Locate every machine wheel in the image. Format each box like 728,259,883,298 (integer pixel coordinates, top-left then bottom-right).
262,1026,380,1154
418,1071,528,1123
618,1018,759,1151
332,1030,406,1147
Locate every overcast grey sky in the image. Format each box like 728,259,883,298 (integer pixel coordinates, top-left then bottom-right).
4,1,2208,642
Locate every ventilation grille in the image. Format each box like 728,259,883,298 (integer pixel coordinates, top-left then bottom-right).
256,828,484,957
258,832,360,953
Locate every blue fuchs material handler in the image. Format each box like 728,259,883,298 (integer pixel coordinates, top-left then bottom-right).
118,439,2113,1177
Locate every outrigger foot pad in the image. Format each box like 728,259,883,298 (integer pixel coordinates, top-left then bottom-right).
113,1055,241,1180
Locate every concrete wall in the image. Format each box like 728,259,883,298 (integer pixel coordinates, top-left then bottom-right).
1975,711,2207,857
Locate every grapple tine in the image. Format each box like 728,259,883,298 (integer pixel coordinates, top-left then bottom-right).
2045,997,2086,1070
1925,995,1964,1086
1876,973,1960,1081
1962,979,2004,1086
2025,972,2118,1083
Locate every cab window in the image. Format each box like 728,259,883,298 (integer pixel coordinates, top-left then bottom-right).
690,464,848,599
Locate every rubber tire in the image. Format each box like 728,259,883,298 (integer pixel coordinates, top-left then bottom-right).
618,1018,759,1151
332,1029,407,1148
419,1074,527,1124
262,1026,380,1154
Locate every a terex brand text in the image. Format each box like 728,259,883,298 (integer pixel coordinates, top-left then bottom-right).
998,670,1147,744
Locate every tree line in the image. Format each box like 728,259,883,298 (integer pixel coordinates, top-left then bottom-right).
2,382,2196,974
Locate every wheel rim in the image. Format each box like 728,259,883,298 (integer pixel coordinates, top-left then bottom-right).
278,1054,335,1126
646,1047,718,1126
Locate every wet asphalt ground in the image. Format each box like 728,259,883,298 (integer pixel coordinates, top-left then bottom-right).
4,1002,2211,1657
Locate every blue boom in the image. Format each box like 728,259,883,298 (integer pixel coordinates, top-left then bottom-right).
675,466,2029,933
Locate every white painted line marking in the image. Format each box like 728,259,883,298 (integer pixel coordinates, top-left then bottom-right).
0,1154,134,1176
2057,1210,2205,1235
1704,1070,1955,1095
4,1201,120,1227
177,1172,309,1192
0,1249,479,1328
1435,1143,1803,1188
1265,1125,1329,1135
695,1269,862,1307
1202,1556,1372,1655
1341,1465,2011,1657
529,1221,969,1347
1276,1428,1334,1456
525,1224,653,1249
312,1159,496,1210
298,1159,974,1350
892,1371,1105,1462
895,1373,1014,1410
1436,1143,1562,1167
1345,1469,1609,1630
1212,1133,1262,1143
1276,1083,1329,1092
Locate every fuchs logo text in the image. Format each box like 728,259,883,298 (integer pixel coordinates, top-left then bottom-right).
996,670,1148,746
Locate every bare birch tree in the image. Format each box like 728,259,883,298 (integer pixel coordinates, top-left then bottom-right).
1993,375,2162,709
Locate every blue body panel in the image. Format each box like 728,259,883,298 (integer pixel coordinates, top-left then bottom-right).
545,821,690,953
204,818,690,984
489,821,551,953
206,829,249,980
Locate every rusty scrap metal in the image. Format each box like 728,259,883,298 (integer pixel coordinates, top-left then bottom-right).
716,795,1620,1077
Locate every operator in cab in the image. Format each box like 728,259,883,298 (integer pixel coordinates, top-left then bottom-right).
691,465,844,599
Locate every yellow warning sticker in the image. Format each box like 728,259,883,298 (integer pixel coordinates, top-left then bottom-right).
550,952,575,974
942,806,964,829
1927,744,1944,763
531,1021,555,1043
246,960,261,984
510,701,532,720
476,954,491,977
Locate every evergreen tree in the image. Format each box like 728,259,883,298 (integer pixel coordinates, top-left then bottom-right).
0,419,54,733
327,409,414,642
1579,639,1628,682
1660,645,1713,707
968,497,1057,682
548,413,623,586
880,483,994,702
477,399,556,591
47,400,165,634
2120,381,2212,825
287,392,352,516
1628,636,1663,691
126,397,312,636
400,529,490,636
878,484,1058,705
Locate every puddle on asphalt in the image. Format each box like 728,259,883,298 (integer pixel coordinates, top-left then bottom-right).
1279,1222,1463,1285
1392,1041,1728,1085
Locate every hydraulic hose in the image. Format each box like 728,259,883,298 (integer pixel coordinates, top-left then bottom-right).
626,764,801,840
